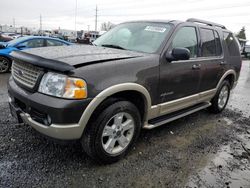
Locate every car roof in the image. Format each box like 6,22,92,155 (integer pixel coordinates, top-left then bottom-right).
7,36,71,46
123,19,231,32
15,36,66,41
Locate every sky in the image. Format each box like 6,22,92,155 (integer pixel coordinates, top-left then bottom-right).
0,0,250,41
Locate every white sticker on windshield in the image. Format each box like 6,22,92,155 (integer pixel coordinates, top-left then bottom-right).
144,26,166,33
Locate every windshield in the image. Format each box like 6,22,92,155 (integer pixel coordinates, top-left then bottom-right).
93,22,172,53
6,36,30,47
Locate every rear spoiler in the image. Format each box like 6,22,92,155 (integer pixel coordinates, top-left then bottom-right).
10,50,75,73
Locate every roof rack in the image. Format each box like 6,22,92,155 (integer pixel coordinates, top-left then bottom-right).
186,18,226,29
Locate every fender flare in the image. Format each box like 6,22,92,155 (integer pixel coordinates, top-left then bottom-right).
78,83,152,132
216,69,237,90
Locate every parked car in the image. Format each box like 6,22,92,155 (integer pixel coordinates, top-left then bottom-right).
242,45,250,58
0,36,72,73
0,32,14,42
8,19,241,164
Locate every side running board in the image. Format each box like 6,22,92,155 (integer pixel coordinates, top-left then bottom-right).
144,102,211,129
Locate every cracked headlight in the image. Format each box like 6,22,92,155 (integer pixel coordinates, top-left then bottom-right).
38,72,87,99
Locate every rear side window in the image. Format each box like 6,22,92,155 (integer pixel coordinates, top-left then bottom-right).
214,31,222,56
171,26,198,58
200,28,216,57
47,39,66,46
223,32,240,56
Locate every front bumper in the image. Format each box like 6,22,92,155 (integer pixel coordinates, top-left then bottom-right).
8,76,92,140
20,112,82,140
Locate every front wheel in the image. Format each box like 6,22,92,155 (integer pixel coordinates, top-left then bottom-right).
209,80,230,113
0,56,11,73
81,100,141,164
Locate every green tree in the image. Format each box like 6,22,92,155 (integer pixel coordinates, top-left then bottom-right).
236,27,246,39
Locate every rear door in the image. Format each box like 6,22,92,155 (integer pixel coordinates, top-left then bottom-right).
198,27,224,92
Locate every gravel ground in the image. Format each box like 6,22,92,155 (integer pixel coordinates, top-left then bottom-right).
0,61,249,188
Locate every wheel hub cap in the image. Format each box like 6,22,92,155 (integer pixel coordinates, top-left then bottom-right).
218,85,229,109
101,112,135,155
0,59,9,72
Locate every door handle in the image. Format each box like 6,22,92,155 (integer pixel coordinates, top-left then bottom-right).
192,64,201,70
220,61,227,65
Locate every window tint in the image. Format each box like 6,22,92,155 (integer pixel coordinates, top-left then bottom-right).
171,27,198,58
223,32,240,56
214,31,222,56
47,39,65,46
21,39,44,48
200,28,216,57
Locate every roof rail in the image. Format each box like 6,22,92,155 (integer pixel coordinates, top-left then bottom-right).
186,18,226,29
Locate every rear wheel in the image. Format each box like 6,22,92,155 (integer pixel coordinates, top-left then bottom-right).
0,56,11,73
209,80,230,113
81,100,141,164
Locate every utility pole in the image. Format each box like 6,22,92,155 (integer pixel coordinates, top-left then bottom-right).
13,18,16,33
87,25,90,32
95,5,98,32
75,0,77,36
40,14,42,35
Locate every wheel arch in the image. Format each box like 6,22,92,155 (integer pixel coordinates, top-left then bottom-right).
0,54,12,62
78,83,152,133
216,70,236,90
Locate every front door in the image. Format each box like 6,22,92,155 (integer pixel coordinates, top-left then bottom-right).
159,25,202,114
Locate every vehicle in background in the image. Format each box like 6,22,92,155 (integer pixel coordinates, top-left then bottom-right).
0,32,14,42
77,31,100,44
6,33,21,39
0,36,72,73
0,33,21,42
242,45,250,58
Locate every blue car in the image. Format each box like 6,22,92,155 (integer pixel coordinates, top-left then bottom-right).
0,36,72,73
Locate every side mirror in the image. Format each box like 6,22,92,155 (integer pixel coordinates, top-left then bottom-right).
166,47,191,62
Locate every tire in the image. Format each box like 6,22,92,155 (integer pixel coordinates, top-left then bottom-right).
0,56,11,73
209,80,231,114
81,100,141,164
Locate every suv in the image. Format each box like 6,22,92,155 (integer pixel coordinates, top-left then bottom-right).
8,19,241,163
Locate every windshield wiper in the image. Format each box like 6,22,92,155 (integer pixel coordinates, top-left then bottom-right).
101,44,126,50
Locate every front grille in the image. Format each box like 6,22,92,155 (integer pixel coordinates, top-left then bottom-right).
12,61,42,89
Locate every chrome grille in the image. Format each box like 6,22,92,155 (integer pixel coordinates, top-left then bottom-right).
12,61,42,89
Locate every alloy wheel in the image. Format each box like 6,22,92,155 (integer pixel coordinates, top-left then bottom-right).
101,112,135,155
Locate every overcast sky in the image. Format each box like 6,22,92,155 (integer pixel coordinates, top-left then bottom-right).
1,0,250,40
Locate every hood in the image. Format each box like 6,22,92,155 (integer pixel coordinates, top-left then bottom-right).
22,45,146,66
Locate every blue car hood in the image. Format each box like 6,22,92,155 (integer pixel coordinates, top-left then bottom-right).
0,42,7,48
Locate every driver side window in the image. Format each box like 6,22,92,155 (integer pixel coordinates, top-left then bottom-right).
21,39,45,48
171,27,198,58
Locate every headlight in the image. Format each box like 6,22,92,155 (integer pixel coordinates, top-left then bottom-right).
38,72,87,99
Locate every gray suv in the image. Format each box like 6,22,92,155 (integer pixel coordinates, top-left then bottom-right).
8,18,241,163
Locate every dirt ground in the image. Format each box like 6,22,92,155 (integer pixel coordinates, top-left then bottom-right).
0,61,249,188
